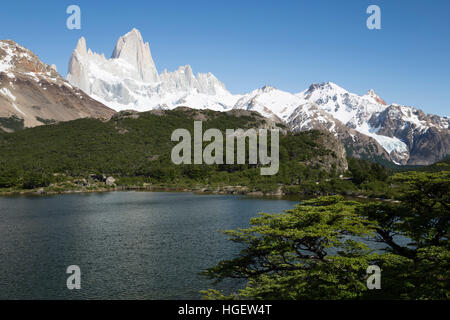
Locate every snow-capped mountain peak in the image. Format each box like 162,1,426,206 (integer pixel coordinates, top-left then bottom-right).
233,85,303,121
66,28,238,112
303,82,348,97
296,81,387,129
65,29,449,166
74,37,87,56
261,85,277,92
364,89,387,105
111,28,159,83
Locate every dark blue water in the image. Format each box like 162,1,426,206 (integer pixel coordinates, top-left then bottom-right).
0,192,298,300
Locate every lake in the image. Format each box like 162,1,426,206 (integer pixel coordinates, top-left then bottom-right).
0,191,299,299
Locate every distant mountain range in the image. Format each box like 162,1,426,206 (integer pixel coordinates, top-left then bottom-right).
1,29,449,166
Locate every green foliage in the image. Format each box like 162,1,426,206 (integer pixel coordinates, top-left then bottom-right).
202,172,449,300
21,172,52,189
346,157,398,197
35,117,57,125
0,115,24,132
0,110,348,194
367,171,449,250
347,157,391,184
0,167,19,188
0,108,446,197
201,196,378,299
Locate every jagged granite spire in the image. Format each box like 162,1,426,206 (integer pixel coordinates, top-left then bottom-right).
111,28,159,83
67,37,89,92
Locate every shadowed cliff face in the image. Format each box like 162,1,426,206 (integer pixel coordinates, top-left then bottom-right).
0,40,115,132
287,102,393,165
369,105,450,165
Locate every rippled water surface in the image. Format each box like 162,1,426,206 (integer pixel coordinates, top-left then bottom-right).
0,192,298,299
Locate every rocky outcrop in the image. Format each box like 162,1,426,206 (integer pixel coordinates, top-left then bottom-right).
312,131,349,173
111,28,160,83
105,176,116,186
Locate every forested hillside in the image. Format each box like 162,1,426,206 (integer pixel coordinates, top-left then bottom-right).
0,108,421,196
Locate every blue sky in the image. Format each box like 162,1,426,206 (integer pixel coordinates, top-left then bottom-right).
0,0,449,116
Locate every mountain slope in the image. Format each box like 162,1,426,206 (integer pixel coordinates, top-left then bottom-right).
368,104,450,165
286,102,393,163
295,82,386,128
0,108,352,195
294,83,408,163
65,28,449,166
233,85,302,122
293,82,449,165
0,40,115,132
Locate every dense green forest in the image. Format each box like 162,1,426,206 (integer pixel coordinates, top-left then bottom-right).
201,171,449,300
0,108,446,197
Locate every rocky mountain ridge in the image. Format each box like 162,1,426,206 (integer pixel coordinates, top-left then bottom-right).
0,39,115,132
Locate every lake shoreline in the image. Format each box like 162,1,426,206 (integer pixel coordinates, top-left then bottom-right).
0,185,298,198
0,184,393,202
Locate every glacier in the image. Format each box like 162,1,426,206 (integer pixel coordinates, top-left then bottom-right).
65,28,449,164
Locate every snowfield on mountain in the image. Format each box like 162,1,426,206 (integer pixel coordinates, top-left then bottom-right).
65,28,449,166
0,28,447,166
